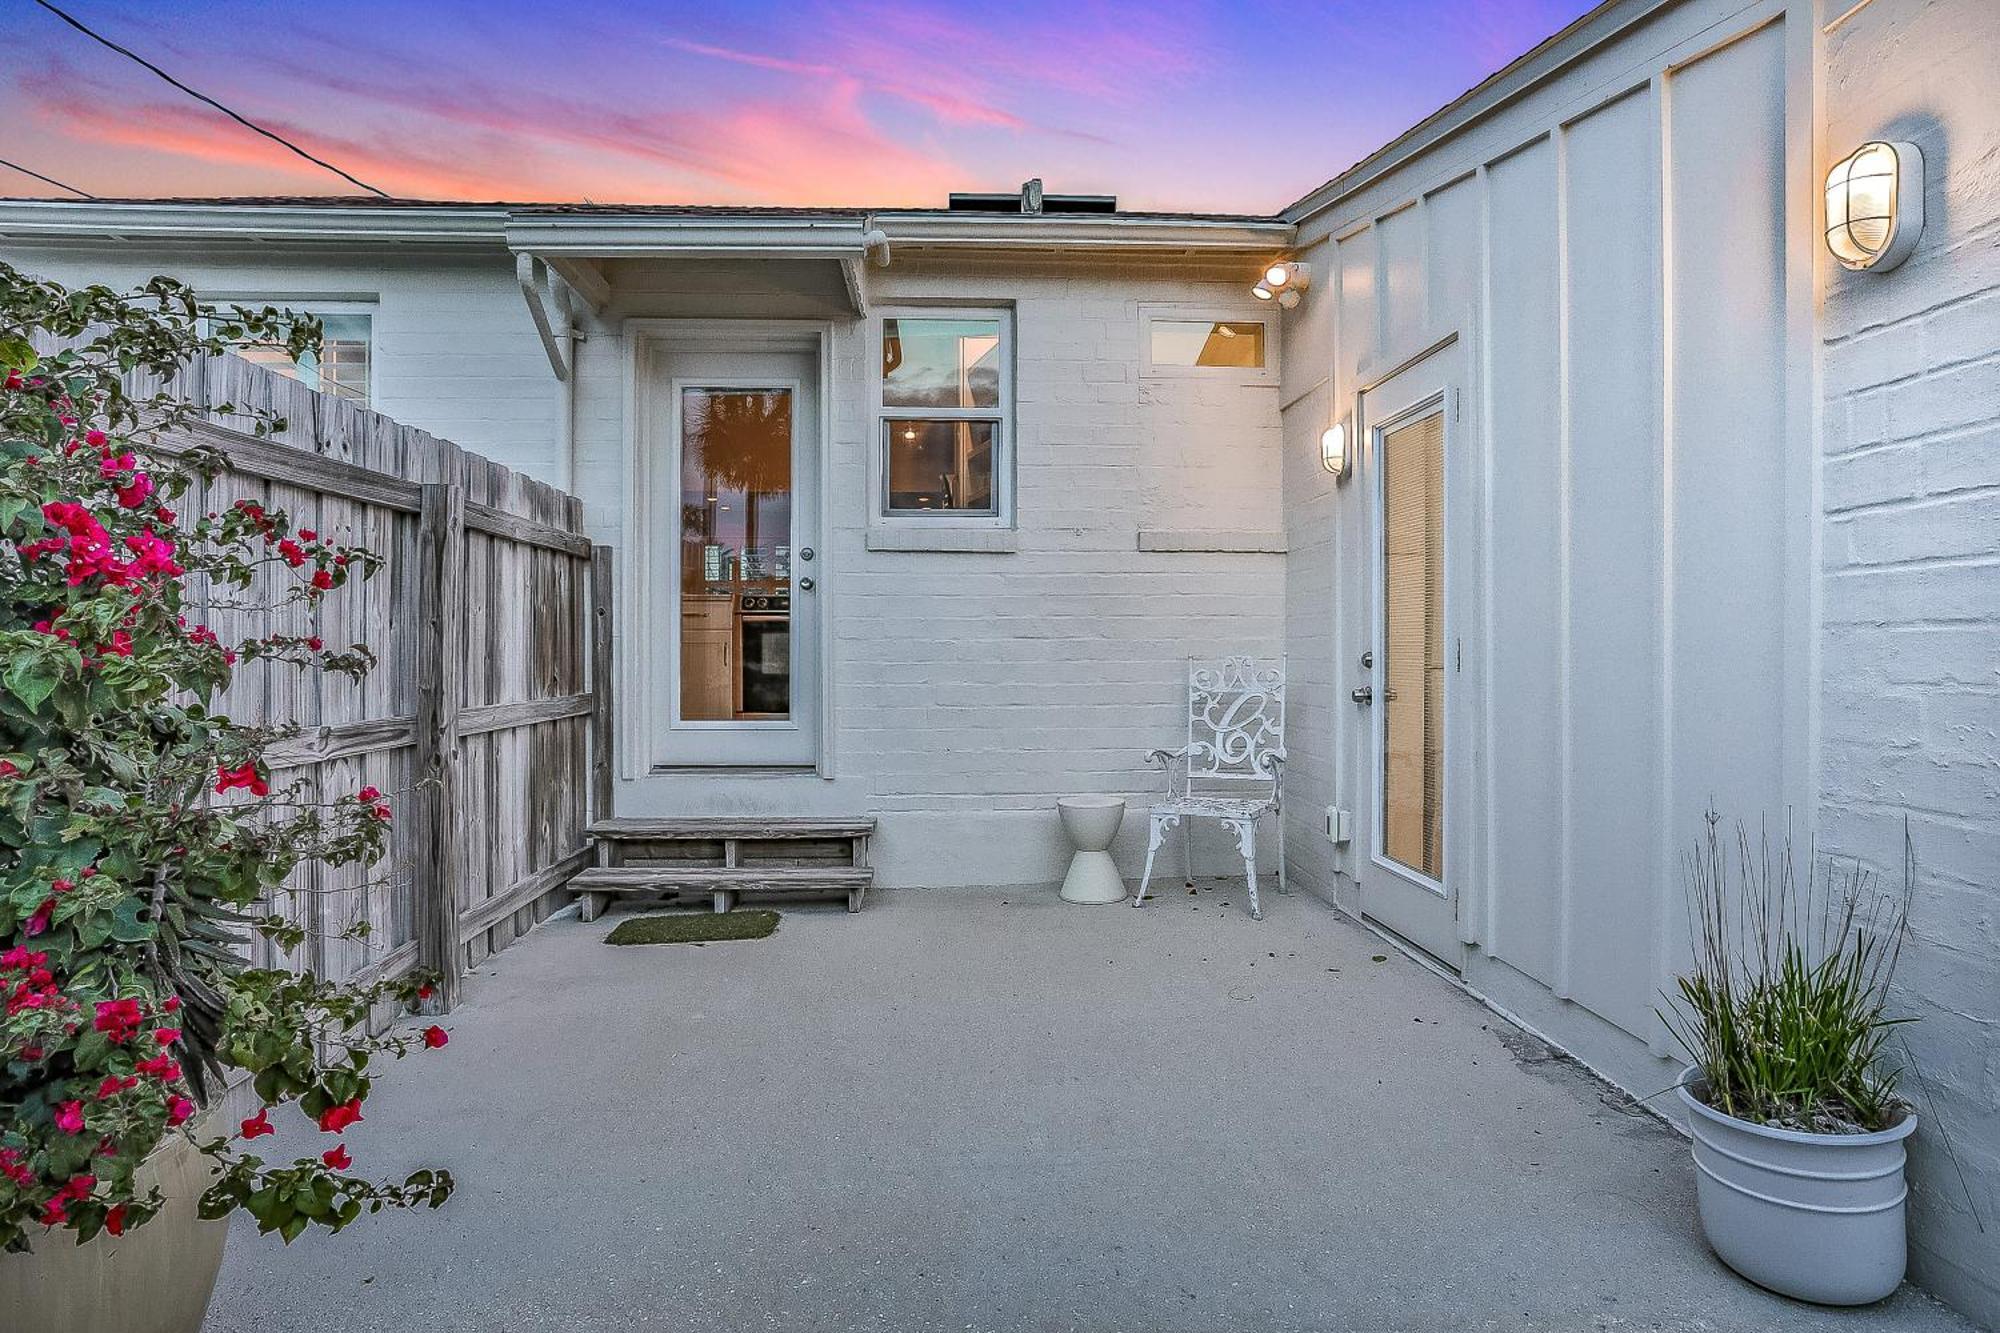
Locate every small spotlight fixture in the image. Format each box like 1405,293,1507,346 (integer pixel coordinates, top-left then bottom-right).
1264,261,1311,290
1825,140,1923,272
1254,260,1310,305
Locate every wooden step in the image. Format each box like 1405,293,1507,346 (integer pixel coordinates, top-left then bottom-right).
571,864,872,920
588,816,874,840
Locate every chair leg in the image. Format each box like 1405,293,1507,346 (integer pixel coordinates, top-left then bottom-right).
1276,808,1289,895
1134,815,1169,908
1182,814,1194,888
1227,818,1261,921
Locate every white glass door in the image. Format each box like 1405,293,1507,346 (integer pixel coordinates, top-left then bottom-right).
649,346,819,767
1354,344,1464,962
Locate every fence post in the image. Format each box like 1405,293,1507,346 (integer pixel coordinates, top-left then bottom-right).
588,546,614,830
414,479,467,1011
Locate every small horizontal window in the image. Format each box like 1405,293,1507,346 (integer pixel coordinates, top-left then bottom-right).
228,310,373,404
884,420,997,515
1148,319,1265,369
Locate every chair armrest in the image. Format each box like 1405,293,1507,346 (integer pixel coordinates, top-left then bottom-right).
1144,746,1188,769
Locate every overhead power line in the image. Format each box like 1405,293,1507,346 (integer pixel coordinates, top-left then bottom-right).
31,0,392,199
0,154,95,198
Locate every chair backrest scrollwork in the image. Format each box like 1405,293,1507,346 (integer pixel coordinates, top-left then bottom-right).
1182,657,1285,796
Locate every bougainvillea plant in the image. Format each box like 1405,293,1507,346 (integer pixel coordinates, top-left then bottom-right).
0,260,452,1251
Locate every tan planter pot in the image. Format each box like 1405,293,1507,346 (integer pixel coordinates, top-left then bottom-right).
0,1122,228,1333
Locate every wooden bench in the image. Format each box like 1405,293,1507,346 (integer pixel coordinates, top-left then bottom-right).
577,817,875,920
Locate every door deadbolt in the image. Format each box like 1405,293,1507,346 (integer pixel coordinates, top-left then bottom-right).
1350,685,1373,705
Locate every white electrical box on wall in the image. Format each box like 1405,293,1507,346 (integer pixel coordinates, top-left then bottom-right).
1325,807,1353,845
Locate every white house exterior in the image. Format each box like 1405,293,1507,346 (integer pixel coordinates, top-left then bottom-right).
2,0,1994,1321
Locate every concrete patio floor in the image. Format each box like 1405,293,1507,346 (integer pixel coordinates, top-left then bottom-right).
202,885,1973,1333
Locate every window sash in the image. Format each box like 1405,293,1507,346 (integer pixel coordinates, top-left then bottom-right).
874,309,1012,522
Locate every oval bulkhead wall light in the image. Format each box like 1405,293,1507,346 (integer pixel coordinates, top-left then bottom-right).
1320,420,1350,479
1825,140,1924,272
1252,283,1276,301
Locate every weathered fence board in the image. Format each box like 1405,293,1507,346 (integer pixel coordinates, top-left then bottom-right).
106,352,604,1007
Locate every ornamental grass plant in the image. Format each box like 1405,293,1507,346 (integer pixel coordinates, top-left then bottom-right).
1661,811,1914,1135
1,263,451,1251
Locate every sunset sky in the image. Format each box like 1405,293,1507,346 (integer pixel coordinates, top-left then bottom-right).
2,0,1598,213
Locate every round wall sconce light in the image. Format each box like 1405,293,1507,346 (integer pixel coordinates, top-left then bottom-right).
1320,419,1350,479
1825,140,1923,272
1254,260,1311,306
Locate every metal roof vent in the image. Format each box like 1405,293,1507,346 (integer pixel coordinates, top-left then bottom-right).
946,179,1118,215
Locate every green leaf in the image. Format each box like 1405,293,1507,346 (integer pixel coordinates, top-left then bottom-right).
0,336,37,370
4,656,58,712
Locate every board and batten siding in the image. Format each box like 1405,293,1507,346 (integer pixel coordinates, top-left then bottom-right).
1281,1,1810,1089
1284,0,1998,1321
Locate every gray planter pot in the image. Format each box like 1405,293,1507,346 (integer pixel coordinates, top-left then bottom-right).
0,1122,228,1333
1679,1067,1916,1306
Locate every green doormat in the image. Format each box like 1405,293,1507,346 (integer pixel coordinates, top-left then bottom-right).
603,910,780,946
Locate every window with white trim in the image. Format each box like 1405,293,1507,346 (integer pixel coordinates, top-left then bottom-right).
1139,305,1273,383
212,305,373,405
877,312,1011,520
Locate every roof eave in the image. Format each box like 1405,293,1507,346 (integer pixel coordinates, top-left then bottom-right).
503,213,873,261
872,212,1293,253
0,200,510,246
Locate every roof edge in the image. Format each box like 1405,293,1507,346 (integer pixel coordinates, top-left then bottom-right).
1281,0,1676,225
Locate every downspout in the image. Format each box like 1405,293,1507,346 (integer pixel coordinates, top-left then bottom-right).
554,278,576,494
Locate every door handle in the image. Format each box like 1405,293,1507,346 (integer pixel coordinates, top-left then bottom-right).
798,577,816,592
1350,685,1373,705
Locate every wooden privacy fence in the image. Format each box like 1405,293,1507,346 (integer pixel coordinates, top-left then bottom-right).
124,353,608,1011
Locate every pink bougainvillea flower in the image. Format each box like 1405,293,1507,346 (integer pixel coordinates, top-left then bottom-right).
136,1054,182,1081
152,1027,181,1045
277,538,307,568
321,1144,351,1170
372,804,393,822
166,1097,195,1127
357,786,382,802
0,760,19,778
55,1101,86,1134
239,1108,274,1140
24,898,54,936
422,1025,449,1049
316,1098,364,1133
84,429,107,448
310,569,334,591
115,473,154,509
104,1203,127,1236
93,997,144,1041
97,1075,137,1100
214,762,269,797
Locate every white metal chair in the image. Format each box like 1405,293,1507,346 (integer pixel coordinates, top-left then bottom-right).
1134,657,1286,919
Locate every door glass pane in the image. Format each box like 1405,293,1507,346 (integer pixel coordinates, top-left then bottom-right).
881,318,1002,408
680,388,792,721
1381,410,1445,879
884,420,996,513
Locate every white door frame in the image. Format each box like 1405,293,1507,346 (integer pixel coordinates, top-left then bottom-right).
622,319,835,777
1345,331,1472,966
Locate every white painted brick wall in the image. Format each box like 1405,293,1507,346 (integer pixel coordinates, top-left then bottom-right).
1820,0,2000,1319
566,254,1286,886
0,244,558,480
